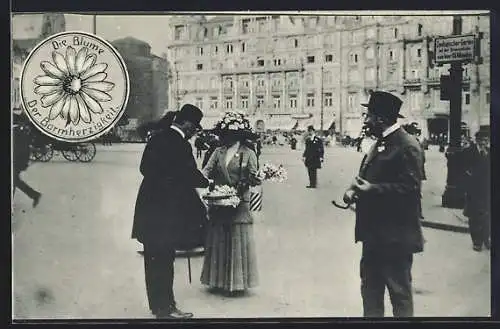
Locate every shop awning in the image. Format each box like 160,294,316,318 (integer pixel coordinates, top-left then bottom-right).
296,115,335,131
264,116,298,130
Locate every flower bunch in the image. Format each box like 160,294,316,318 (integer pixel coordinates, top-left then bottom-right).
203,185,241,208
257,163,288,183
212,195,241,208
214,111,252,132
211,185,238,196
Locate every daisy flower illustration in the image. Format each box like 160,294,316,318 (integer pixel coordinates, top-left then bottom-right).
33,46,115,126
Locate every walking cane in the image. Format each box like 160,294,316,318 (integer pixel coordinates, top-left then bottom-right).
187,254,192,284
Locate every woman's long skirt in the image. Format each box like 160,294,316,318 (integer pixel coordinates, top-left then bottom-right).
200,214,258,292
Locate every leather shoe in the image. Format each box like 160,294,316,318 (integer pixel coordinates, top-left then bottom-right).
473,245,482,252
484,241,491,250
306,185,316,188
156,306,193,319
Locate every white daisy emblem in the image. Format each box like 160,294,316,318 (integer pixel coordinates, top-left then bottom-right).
34,46,115,126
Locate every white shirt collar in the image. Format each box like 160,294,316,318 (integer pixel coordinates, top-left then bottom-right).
170,125,185,139
382,122,400,138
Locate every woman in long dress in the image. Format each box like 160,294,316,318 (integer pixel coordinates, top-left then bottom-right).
200,114,261,295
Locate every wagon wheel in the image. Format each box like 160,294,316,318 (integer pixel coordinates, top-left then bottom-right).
34,144,54,162
62,149,79,162
76,143,96,162
29,145,39,161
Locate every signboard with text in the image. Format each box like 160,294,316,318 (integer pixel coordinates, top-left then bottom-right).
434,34,476,64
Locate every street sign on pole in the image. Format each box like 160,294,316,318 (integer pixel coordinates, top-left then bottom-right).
434,34,476,64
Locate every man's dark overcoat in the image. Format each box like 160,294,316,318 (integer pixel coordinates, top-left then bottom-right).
355,128,425,254
303,135,324,169
462,143,490,219
132,128,209,250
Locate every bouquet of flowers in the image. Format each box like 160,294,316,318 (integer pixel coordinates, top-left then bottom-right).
256,163,288,183
202,185,241,208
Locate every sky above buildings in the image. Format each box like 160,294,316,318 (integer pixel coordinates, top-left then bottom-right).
64,14,172,56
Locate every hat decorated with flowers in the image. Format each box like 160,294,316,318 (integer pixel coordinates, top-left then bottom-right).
214,111,257,139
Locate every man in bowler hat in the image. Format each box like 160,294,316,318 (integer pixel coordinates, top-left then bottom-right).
303,125,324,188
132,104,211,319
342,91,425,317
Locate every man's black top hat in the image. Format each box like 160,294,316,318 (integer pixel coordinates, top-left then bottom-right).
307,125,315,131
177,104,203,130
361,91,405,120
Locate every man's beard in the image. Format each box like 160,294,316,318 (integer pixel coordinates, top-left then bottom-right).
364,123,383,138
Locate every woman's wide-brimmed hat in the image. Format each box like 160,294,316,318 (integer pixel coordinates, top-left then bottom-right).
214,111,258,140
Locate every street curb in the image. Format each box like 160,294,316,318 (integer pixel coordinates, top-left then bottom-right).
421,220,469,234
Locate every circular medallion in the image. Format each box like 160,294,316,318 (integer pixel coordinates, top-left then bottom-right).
20,31,130,143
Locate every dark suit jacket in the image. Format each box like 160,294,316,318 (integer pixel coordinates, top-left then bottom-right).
132,128,209,249
463,144,490,218
355,128,425,254
303,135,324,169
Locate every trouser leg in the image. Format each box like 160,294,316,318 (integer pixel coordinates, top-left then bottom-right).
307,167,317,187
312,168,317,187
360,248,386,317
385,253,414,317
143,244,176,314
481,214,490,247
468,216,484,247
14,172,40,200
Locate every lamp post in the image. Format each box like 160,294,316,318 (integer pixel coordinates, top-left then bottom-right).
92,15,97,34
338,31,343,136
441,15,465,209
320,65,324,131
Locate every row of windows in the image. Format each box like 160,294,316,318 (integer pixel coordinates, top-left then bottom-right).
176,19,432,43
181,74,306,89
346,24,425,45
183,46,423,72
193,93,336,110
181,64,478,90
187,42,421,61
182,37,307,58
175,15,482,45
193,90,490,112
189,52,335,66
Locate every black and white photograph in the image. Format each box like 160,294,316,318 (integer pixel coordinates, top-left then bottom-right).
11,10,492,320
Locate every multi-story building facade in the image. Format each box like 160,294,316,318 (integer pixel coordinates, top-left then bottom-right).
167,14,490,138
111,37,170,122
111,37,171,140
